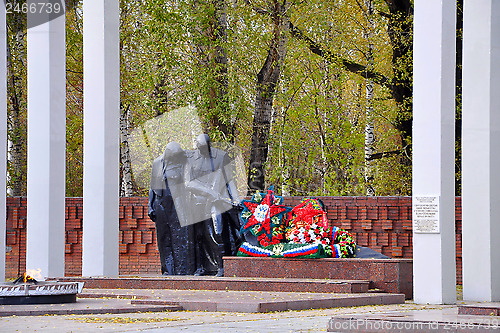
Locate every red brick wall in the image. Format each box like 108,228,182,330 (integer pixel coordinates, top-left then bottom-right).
65,198,83,276
6,197,160,278
282,197,414,258
5,196,463,283
5,198,26,279
118,197,159,275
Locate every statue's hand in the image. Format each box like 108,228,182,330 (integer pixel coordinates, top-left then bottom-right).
214,197,233,210
148,212,156,222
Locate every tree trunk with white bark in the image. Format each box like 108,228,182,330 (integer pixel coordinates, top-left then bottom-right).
120,104,134,197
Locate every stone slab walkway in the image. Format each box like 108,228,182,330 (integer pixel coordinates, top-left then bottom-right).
3,301,500,333
328,305,500,332
0,302,438,333
0,288,404,316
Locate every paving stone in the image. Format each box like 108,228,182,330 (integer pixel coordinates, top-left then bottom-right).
328,306,500,333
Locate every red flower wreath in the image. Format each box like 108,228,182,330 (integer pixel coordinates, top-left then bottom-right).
240,186,291,247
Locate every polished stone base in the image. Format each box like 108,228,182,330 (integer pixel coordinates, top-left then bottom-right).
224,257,413,299
49,275,370,294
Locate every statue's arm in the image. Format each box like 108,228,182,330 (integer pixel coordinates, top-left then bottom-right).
185,178,220,201
183,160,222,201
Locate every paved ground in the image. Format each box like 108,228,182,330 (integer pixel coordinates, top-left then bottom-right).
328,306,500,332
0,301,446,333
1,288,499,333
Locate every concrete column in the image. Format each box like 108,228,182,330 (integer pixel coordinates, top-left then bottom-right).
26,5,66,278
412,0,456,304
82,0,120,276
462,0,500,302
0,3,7,282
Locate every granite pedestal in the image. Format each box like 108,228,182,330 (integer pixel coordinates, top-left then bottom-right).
224,257,413,299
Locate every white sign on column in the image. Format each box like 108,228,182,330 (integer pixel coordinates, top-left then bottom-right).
82,0,120,277
26,1,66,278
413,0,456,304
462,0,500,302
413,196,441,233
0,2,7,283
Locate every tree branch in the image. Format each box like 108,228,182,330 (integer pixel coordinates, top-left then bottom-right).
377,10,391,19
366,150,401,161
242,0,268,15
288,21,393,90
66,69,83,75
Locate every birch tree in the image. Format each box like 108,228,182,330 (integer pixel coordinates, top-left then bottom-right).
289,0,412,160
363,0,375,196
6,13,27,196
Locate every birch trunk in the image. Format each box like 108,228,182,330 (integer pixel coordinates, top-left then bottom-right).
364,0,375,196
120,104,134,197
6,30,26,197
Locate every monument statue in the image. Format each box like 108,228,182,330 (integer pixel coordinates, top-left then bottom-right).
148,136,242,276
148,142,195,275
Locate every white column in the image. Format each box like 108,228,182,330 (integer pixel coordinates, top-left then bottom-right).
0,3,7,282
413,0,456,304
82,0,120,276
26,6,66,278
462,0,500,302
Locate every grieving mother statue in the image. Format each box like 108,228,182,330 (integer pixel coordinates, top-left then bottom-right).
148,142,195,275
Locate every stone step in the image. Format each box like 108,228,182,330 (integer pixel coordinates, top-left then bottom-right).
459,303,500,316
77,288,406,313
224,257,413,299
0,297,182,317
51,275,371,294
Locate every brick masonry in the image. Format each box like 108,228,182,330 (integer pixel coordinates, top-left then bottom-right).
5,196,464,284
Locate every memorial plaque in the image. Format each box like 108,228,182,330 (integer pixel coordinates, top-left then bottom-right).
413,196,440,233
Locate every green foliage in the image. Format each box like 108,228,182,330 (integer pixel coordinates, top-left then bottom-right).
7,0,463,198
65,3,84,196
6,11,28,196
263,0,413,195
